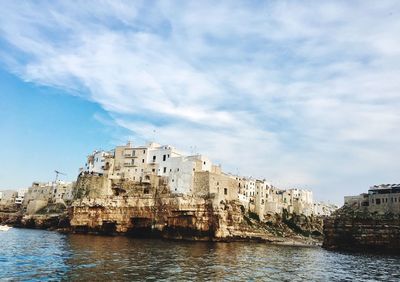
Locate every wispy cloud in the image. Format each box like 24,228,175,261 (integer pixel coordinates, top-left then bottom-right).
1,0,400,204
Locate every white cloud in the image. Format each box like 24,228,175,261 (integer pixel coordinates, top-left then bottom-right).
1,0,400,204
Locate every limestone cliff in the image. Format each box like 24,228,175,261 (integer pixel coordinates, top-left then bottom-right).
323,205,400,253
68,175,323,244
1,175,323,245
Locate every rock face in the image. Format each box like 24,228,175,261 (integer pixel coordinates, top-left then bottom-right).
323,206,400,253
70,195,272,241
2,175,324,245
69,194,323,244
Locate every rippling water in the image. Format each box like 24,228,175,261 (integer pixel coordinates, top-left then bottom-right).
0,228,399,281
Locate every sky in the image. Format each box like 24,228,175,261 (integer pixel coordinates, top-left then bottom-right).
0,1,399,205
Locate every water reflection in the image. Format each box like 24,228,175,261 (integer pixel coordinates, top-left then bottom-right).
1,229,400,281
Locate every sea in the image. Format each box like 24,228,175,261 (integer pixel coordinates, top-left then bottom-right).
0,228,399,281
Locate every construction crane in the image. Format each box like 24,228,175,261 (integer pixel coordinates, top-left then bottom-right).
54,170,66,183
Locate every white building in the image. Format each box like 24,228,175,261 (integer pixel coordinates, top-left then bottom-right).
15,189,27,205
84,150,112,175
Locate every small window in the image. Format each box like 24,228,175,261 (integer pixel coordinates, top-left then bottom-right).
152,156,156,162
143,150,145,154
163,167,167,173
163,155,166,161
376,198,381,205
152,169,155,172
142,159,144,163
224,188,227,195
203,161,206,165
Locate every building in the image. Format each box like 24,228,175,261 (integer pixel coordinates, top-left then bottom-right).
15,189,27,205
0,190,18,207
83,150,113,175
344,184,400,215
24,181,74,214
78,141,330,218
367,184,400,214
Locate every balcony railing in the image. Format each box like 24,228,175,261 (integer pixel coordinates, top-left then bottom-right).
124,154,137,158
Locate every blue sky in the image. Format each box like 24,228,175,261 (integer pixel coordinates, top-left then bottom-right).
1,1,400,205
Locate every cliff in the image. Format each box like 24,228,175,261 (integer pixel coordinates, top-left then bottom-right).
323,205,400,253
67,175,322,243
1,175,323,245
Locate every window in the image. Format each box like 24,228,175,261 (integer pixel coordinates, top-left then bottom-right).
142,159,144,163
163,155,166,161
203,161,206,165
224,188,227,195
152,169,155,172
163,167,167,173
143,150,145,154
168,154,170,158
170,169,172,172
152,156,156,162
376,198,381,205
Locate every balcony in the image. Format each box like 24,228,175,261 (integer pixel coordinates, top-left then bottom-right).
124,153,137,158
124,162,137,167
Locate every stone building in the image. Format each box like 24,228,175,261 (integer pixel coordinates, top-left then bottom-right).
344,184,400,215
367,184,400,214
193,171,239,202
24,181,74,214
0,190,18,207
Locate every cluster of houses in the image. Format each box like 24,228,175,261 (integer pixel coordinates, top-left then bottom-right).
344,184,400,215
0,181,74,214
1,141,337,218
79,141,336,218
